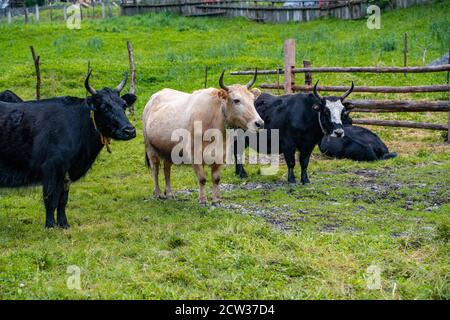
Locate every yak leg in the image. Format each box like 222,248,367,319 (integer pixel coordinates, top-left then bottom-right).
163,160,174,199
299,143,315,185
284,149,296,184
148,150,164,199
193,164,207,205
211,164,222,206
42,166,64,228
234,138,247,178
56,174,71,229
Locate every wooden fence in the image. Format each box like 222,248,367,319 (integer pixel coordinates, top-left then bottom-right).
230,39,450,142
0,0,120,23
121,0,431,23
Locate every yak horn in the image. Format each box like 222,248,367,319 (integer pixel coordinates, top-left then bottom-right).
340,81,354,101
84,68,97,95
313,80,323,100
246,68,258,89
219,69,229,91
115,71,128,93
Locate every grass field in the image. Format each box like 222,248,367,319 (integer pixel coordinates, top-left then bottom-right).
0,2,449,299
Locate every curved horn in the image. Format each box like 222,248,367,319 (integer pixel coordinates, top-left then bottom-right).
313,80,323,100
340,81,354,101
115,71,128,93
219,69,229,91
246,68,258,89
84,68,97,95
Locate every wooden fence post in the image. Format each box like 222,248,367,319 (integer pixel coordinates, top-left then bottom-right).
101,1,106,19
303,60,312,86
404,32,408,77
108,1,113,18
23,4,28,23
276,66,281,95
447,47,450,143
204,66,208,88
30,46,41,100
283,39,296,94
7,7,11,24
64,6,68,21
35,5,39,23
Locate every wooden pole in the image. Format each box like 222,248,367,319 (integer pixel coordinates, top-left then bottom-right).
7,7,11,24
231,64,450,75
352,119,447,131
30,46,41,100
101,1,106,19
127,41,136,114
259,84,450,93
204,66,208,88
50,4,53,21
108,1,113,18
447,47,450,143
35,5,39,23
303,60,312,85
344,99,450,112
276,66,280,95
23,3,28,23
283,39,295,94
403,32,407,77
64,6,68,21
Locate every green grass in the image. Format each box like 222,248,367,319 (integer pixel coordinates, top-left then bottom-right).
0,3,449,299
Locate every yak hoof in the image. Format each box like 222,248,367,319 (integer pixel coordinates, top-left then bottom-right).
45,222,55,229
211,200,221,207
165,192,175,199
239,172,248,179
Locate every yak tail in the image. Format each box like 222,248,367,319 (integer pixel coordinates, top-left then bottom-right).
145,152,150,167
381,152,397,160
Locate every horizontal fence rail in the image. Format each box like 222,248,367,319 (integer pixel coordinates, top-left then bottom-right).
231,64,450,75
259,84,450,93
352,119,448,131
345,100,450,113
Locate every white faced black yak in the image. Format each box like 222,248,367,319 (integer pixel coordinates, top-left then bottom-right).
234,81,354,184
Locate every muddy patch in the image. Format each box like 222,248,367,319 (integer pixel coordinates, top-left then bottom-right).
220,202,304,232
345,170,449,208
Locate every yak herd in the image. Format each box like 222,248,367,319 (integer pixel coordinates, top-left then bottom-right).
0,70,396,228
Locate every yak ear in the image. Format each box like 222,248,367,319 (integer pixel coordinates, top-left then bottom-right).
121,93,137,108
342,110,353,125
217,89,228,101
251,88,261,99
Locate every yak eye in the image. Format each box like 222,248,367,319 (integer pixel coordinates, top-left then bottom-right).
233,99,240,104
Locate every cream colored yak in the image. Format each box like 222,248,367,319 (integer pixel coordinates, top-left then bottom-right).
143,70,264,205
